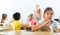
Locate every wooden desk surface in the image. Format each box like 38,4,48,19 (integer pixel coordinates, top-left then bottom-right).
0,30,60,35
0,26,60,35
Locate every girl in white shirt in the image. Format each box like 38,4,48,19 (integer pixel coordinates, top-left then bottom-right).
0,14,8,27
34,4,42,21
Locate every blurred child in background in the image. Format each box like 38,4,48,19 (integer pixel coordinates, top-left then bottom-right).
27,14,36,26
34,4,42,21
8,12,27,31
0,14,8,27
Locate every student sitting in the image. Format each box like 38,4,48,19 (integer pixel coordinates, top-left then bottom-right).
27,14,36,26
34,4,42,21
31,7,58,32
8,12,27,31
0,14,8,27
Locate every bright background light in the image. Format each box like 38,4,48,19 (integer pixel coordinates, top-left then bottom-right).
0,0,60,23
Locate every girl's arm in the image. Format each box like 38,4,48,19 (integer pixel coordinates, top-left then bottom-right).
21,23,29,28
54,27,59,32
7,23,14,31
31,20,51,31
31,22,47,31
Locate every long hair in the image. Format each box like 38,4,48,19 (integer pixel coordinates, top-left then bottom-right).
1,14,7,23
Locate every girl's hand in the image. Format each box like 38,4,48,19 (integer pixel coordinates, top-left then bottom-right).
44,20,51,26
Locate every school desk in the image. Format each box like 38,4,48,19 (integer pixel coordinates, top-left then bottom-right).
0,30,60,35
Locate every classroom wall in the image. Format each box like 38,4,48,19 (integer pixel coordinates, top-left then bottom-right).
0,0,60,23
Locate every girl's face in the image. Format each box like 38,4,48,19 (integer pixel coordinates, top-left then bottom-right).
28,16,30,20
36,4,40,9
6,16,8,20
36,4,40,11
28,15,35,20
44,10,53,21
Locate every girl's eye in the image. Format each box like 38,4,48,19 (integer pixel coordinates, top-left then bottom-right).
50,13,53,15
47,13,49,15
51,13,52,15
46,12,53,15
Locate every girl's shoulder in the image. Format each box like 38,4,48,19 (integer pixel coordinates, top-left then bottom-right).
52,20,58,24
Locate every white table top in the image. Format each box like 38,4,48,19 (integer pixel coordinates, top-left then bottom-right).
0,30,60,35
